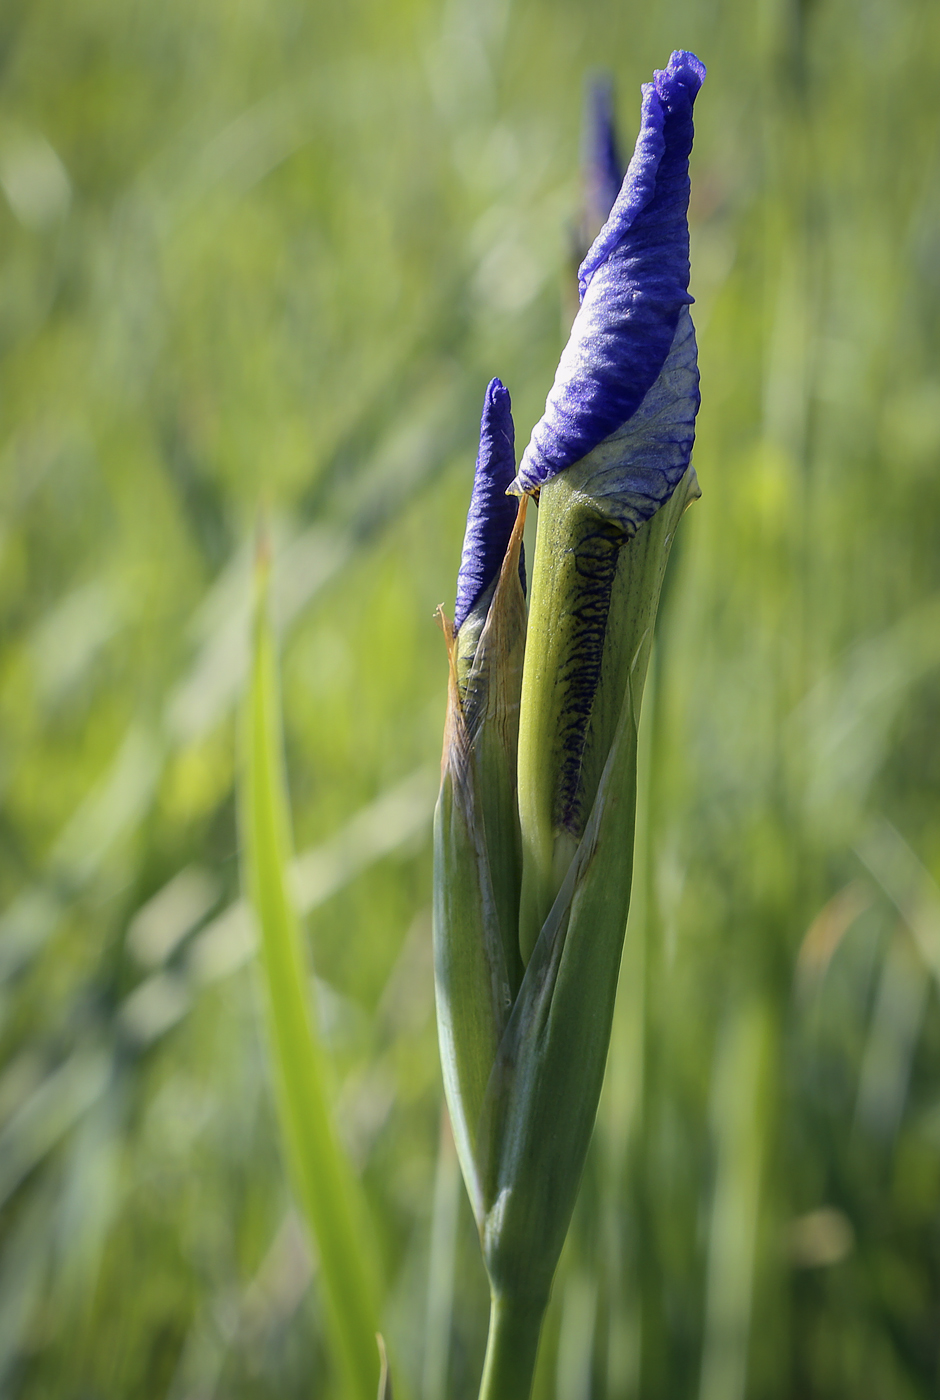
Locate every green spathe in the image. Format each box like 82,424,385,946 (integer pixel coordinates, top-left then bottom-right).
434,467,697,1400
517,463,701,961
483,470,697,1300
434,502,527,1218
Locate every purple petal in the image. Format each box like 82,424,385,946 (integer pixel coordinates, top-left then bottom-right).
576,304,699,536
454,379,521,632
513,51,705,498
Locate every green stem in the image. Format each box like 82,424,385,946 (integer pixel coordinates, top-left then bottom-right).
478,1293,546,1400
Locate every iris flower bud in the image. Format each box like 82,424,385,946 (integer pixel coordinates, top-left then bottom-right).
435,380,528,1216
433,52,705,1399
512,50,705,504
515,49,705,952
453,378,526,691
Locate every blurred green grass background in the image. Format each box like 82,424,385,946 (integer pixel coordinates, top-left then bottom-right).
2,0,940,1394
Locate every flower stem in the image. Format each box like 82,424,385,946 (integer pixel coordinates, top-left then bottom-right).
477,1292,546,1400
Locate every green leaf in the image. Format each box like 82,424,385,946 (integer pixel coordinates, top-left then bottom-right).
241,546,380,1399
376,1334,393,1399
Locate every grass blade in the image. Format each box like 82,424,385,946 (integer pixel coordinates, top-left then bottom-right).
241,546,381,1398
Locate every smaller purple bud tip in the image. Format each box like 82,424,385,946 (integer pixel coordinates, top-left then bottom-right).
454,379,523,633
583,75,624,234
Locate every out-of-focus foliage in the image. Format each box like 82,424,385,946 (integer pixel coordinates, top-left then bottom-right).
1,0,940,1395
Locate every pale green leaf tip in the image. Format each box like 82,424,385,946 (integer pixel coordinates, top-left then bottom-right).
376,1335,393,1400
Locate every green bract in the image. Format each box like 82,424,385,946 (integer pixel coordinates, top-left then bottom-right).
435,470,698,1397
435,499,528,1219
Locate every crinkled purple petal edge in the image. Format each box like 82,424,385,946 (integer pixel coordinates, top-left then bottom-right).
512,50,704,497
579,51,705,300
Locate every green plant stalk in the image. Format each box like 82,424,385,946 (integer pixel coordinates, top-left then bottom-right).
242,555,380,1399
477,1292,546,1400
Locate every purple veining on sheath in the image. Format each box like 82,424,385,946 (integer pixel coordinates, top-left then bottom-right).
454,378,523,633
513,51,705,497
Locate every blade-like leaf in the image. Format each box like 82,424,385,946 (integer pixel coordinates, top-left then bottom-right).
241,548,380,1399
